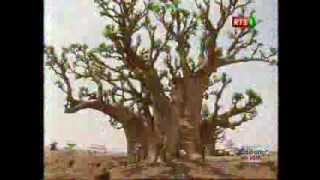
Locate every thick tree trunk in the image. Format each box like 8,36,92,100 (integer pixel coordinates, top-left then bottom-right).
123,73,211,162
144,70,179,160
171,76,207,160
200,119,218,156
122,77,214,162
124,118,148,163
208,142,217,155
152,95,178,159
123,117,162,163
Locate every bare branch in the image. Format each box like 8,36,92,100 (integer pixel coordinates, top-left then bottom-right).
44,44,153,127
210,73,232,119
195,0,259,76
215,89,262,129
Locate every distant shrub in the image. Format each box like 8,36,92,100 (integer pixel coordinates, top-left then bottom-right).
68,159,75,168
50,142,58,151
65,143,77,151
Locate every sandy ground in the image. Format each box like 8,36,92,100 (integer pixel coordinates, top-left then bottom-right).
44,148,277,180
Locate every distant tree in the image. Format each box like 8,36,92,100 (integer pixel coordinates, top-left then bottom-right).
50,142,58,151
65,143,77,151
45,0,276,162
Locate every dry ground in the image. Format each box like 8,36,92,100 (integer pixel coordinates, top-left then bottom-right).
44,148,277,180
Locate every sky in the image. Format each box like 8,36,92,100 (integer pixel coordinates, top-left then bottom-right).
44,0,278,152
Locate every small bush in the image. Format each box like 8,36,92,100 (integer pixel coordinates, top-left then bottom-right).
65,143,77,151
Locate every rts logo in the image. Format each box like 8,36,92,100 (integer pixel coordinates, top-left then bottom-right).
232,15,257,29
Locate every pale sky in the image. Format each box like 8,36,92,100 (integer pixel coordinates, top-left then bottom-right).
44,0,278,152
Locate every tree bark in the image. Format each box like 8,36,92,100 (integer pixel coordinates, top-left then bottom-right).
143,69,180,160
208,142,217,156
170,76,207,160
123,116,161,162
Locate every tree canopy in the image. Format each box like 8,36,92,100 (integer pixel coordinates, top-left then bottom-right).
45,0,277,160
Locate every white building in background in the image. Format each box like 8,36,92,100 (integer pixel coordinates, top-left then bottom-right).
87,144,108,154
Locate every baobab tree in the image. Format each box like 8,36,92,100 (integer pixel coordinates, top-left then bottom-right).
201,72,261,156
44,0,276,162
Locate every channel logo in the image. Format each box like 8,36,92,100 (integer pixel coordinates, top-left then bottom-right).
232,15,257,29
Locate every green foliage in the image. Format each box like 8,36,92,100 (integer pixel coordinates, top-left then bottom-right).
55,81,64,90
232,92,244,104
98,43,113,53
245,89,262,105
154,39,162,49
44,0,271,138
165,3,175,13
109,117,123,129
78,87,90,99
221,72,232,84
189,59,197,72
201,103,209,120
220,72,227,83
69,43,87,51
208,79,214,87
176,47,186,57
103,25,117,38
199,39,206,57
245,89,257,97
172,0,181,6
159,69,168,79
65,143,77,151
269,47,277,55
148,3,161,13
